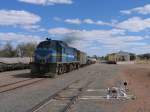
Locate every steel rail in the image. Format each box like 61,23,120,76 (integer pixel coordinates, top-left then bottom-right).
0,78,45,93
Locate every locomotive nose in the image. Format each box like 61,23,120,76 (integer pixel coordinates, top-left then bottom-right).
34,49,50,63
34,49,56,64
35,49,49,57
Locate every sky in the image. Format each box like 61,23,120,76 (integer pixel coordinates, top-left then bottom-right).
0,0,150,56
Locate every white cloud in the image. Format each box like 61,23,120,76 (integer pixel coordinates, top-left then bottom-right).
83,19,112,26
129,44,150,54
65,18,81,25
48,27,77,35
121,4,150,15
117,17,150,32
18,0,73,5
0,10,45,32
62,18,113,26
53,17,62,21
48,27,125,39
22,25,46,32
48,28,143,43
0,32,42,43
96,20,112,26
0,10,41,26
48,27,145,55
83,19,95,24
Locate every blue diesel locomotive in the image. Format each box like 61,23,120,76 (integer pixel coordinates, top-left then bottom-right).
30,38,87,77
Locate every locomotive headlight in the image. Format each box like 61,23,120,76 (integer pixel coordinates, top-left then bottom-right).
36,54,41,59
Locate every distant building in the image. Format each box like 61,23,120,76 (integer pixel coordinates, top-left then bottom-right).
107,51,131,62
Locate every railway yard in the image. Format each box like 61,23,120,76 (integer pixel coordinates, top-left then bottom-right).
0,63,149,112
1,0,150,112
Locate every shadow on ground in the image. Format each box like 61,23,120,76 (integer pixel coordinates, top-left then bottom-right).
12,73,48,78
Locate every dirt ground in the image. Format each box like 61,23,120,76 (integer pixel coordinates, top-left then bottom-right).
119,64,150,112
0,64,149,112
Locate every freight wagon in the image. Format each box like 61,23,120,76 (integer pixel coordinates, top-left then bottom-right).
0,57,30,72
87,58,97,65
30,38,87,77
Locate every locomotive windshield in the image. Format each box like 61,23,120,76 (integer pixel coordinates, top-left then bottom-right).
37,41,51,49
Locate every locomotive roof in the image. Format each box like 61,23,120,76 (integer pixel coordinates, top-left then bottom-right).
38,39,68,48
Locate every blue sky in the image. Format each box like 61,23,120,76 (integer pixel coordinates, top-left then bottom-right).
0,0,150,56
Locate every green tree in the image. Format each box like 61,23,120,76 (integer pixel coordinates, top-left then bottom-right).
0,42,17,57
16,43,37,57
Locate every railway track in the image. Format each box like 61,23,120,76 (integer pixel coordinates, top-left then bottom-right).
62,80,94,112
0,78,46,93
0,67,92,94
27,77,95,112
0,78,33,88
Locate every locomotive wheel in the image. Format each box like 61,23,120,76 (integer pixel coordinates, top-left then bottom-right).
70,64,73,71
63,65,67,73
77,64,80,69
58,66,63,75
66,65,70,72
74,64,77,70
60,66,63,74
61,66,64,74
56,66,59,75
